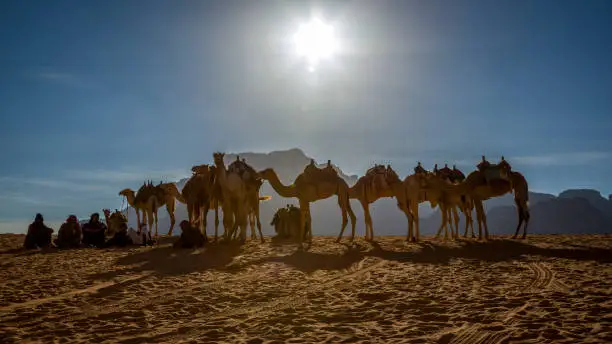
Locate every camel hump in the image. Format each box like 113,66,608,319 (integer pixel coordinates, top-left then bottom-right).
302,161,338,184
481,164,510,183
135,182,157,204
228,159,260,185
365,164,387,177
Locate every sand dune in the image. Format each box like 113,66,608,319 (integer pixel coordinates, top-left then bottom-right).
1,234,611,343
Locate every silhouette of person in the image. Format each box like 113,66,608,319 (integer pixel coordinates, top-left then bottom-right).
414,162,426,174
24,213,54,249
477,155,491,171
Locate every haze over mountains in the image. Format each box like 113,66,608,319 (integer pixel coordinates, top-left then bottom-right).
123,149,612,236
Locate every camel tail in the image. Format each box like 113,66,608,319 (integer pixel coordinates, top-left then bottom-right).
259,195,272,201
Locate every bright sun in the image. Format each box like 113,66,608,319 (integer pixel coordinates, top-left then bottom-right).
293,18,338,72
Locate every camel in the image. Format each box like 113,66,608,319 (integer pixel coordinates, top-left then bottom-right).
258,159,356,249
270,205,307,241
212,152,250,243
182,164,217,240
348,165,407,241
119,181,186,237
226,157,270,243
423,159,530,240
102,208,128,237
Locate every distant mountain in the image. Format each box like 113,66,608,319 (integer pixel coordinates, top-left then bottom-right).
123,148,612,237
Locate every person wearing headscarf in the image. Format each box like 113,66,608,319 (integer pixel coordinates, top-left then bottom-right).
55,215,81,248
24,213,54,249
173,220,206,248
82,213,107,248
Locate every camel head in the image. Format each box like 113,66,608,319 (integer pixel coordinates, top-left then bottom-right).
213,152,225,167
118,188,134,197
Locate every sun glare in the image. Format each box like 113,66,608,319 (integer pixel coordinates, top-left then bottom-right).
293,18,338,71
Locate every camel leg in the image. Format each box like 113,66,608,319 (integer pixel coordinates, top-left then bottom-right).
146,210,154,241
214,202,220,242
467,204,476,238
237,203,248,243
521,202,530,239
187,204,194,227
154,209,159,238
136,209,142,231
222,204,233,241
411,200,420,242
360,200,373,241
435,204,449,240
335,209,348,243
512,198,530,239
347,200,357,242
462,205,470,238
451,206,460,239
473,200,488,240
166,201,176,236
254,205,265,244
201,204,209,241
401,201,413,242
299,201,310,249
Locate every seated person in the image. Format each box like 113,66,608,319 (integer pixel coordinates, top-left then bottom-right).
24,213,54,249
82,213,107,248
304,159,318,175
54,215,81,249
438,164,452,180
477,155,491,171
173,220,206,249
451,164,466,182
105,222,133,247
499,156,512,171
414,162,426,175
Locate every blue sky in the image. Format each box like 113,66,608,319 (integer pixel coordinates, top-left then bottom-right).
1,0,611,231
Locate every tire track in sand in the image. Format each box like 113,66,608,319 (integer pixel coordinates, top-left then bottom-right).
115,256,388,343
525,262,569,293
0,273,152,315
444,262,571,344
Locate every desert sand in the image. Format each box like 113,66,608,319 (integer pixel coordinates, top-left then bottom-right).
0,234,611,343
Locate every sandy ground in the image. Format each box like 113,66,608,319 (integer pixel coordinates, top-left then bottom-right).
0,234,611,344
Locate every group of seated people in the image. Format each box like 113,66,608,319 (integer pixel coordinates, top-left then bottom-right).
23,212,155,250
24,212,207,250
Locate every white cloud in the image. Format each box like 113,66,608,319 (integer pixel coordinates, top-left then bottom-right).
0,176,109,193
511,151,610,166
29,71,91,88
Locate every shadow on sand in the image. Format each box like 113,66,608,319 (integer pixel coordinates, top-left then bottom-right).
234,238,612,274
43,235,609,282
89,241,244,281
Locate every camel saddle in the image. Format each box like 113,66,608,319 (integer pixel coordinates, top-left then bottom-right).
450,169,466,183
302,163,339,186
365,165,390,194
134,182,158,205
482,164,509,183
228,160,260,186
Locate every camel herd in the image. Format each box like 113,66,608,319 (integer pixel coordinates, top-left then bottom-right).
118,153,530,249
